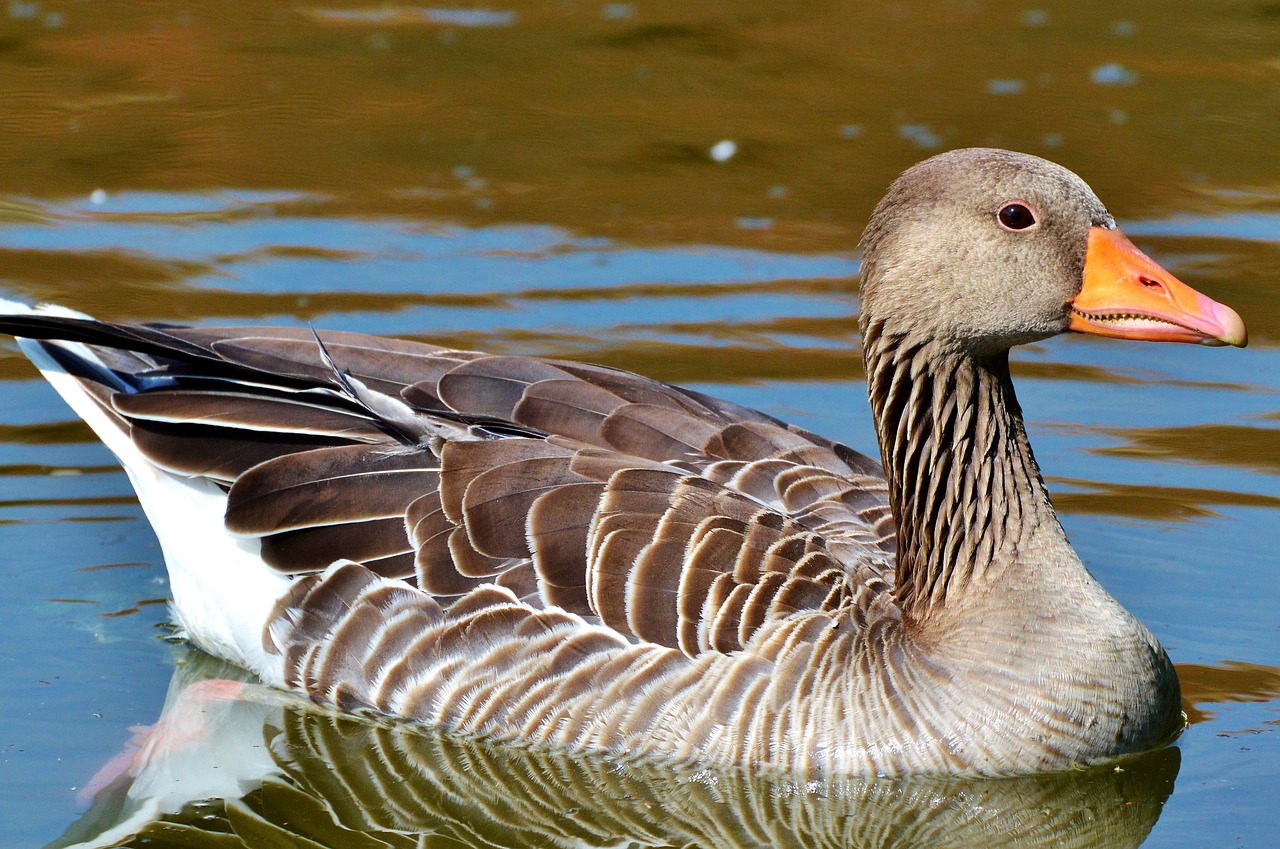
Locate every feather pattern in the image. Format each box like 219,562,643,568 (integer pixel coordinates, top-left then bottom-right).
0,150,1203,777
0,302,1181,775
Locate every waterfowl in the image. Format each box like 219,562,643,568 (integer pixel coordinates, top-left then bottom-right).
0,149,1246,776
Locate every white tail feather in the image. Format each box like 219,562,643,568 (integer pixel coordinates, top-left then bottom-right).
3,300,288,683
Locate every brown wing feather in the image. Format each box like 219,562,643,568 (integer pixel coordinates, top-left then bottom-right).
226,445,440,535
4,313,892,664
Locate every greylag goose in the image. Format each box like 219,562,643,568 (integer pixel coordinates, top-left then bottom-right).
0,148,1246,777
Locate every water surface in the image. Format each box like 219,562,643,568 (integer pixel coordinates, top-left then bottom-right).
0,1,1276,846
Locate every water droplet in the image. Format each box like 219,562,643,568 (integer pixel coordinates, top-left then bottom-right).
898,124,941,149
709,140,737,162
1091,63,1139,87
422,8,517,28
9,2,39,21
986,79,1025,96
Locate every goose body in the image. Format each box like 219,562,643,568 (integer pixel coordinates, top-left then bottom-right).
0,149,1246,776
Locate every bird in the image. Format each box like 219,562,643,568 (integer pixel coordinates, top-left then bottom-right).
0,148,1246,777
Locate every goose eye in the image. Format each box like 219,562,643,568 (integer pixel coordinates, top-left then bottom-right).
998,202,1038,232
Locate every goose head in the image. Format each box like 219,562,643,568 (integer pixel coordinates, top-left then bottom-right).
859,148,1247,357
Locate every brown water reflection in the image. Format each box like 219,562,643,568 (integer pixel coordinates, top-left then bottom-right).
4,1,1280,245
1180,661,1280,726
1050,477,1280,521
1096,425,1280,474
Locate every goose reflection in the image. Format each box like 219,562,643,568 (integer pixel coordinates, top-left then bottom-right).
53,649,1179,849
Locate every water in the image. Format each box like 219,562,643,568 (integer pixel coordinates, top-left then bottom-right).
0,1,1276,846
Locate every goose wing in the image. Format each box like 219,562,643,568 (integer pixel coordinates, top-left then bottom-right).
2,316,896,657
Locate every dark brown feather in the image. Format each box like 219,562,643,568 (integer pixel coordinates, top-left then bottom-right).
6,311,884,676
436,356,572,419
461,455,587,559
439,438,574,525
113,389,385,439
227,445,438,535
203,332,454,393
527,483,602,614
130,420,356,481
599,403,724,462
259,518,411,571
510,378,626,444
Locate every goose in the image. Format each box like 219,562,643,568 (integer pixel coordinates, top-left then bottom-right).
0,148,1246,777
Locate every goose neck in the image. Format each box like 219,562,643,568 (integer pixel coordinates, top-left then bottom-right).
861,322,1066,622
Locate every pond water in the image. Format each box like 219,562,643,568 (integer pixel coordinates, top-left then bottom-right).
0,1,1276,846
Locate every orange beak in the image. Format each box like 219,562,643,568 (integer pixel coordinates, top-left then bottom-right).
1069,227,1247,347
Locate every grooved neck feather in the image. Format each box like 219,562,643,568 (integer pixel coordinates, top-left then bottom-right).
861,320,1061,621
